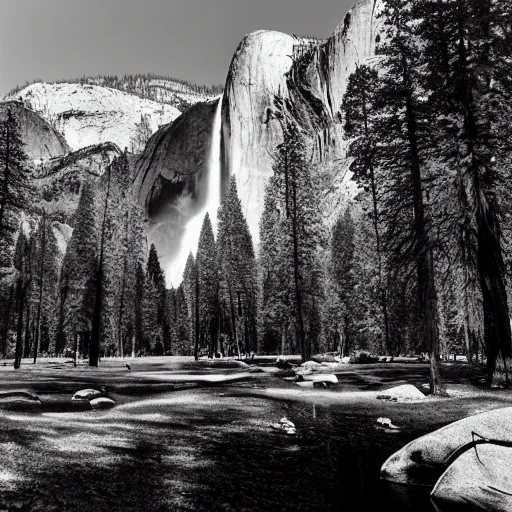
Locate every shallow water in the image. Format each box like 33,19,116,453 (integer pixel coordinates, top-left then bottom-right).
191,400,436,512
2,360,494,512
0,393,439,512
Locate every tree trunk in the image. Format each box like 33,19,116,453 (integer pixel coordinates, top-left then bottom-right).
291,170,306,362
402,54,444,395
14,279,25,369
73,332,78,367
34,209,46,364
1,286,14,356
194,272,200,361
90,167,111,367
23,302,31,358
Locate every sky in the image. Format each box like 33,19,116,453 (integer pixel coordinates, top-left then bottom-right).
0,0,356,96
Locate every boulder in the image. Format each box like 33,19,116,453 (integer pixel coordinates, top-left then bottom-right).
72,389,103,402
0,397,41,411
0,390,42,410
302,374,338,384
377,385,426,402
276,357,294,370
381,407,512,487
0,389,39,401
431,443,512,512
90,397,116,410
351,351,379,364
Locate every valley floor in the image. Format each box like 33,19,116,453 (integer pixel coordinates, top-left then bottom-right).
0,357,510,511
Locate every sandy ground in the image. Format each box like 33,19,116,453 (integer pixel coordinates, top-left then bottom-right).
0,357,510,512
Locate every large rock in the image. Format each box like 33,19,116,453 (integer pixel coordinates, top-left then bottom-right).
222,30,299,242
381,407,512,487
431,443,512,512
377,384,426,402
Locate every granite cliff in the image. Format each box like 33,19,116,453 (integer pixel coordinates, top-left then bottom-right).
134,0,383,254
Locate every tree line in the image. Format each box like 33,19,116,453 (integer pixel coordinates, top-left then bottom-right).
337,0,512,391
2,0,512,393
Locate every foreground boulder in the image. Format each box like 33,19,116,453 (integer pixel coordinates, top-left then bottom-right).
431,443,512,512
381,407,512,487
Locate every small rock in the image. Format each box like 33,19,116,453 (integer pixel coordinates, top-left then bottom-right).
72,388,104,401
377,417,400,430
90,397,116,410
295,381,314,388
311,354,337,363
280,417,295,428
301,360,323,369
302,373,338,384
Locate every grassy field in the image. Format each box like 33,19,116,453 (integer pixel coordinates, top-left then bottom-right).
0,357,510,511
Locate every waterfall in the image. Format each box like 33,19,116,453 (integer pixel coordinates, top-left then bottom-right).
167,96,223,287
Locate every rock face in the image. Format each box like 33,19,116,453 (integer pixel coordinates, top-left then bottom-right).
133,99,219,275
221,30,300,240
134,0,383,263
134,100,218,213
0,100,69,161
34,142,121,221
222,0,383,240
10,83,181,152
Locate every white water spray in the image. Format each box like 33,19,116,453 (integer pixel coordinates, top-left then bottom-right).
167,96,223,287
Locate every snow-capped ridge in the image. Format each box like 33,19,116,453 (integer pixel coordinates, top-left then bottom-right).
10,82,181,152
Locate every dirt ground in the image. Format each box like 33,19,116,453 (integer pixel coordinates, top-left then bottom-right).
0,357,510,512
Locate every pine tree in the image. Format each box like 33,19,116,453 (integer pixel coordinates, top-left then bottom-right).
218,176,257,356
259,177,294,355
13,231,33,368
413,0,512,384
183,252,199,359
58,180,97,357
89,161,113,366
357,0,446,393
271,121,320,361
196,214,219,357
331,209,356,356
342,65,390,353
0,109,31,266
